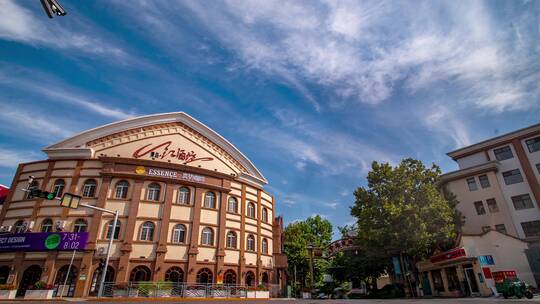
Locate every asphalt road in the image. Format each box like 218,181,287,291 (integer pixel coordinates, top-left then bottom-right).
3,298,540,303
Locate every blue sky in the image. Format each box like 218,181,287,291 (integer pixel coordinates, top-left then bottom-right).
0,0,539,235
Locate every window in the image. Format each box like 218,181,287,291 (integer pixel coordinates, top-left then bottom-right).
486,198,499,213
466,178,477,191
74,219,87,232
204,192,216,208
522,220,540,237
474,201,486,215
26,181,39,199
478,175,490,188
247,202,256,218
82,179,97,197
494,146,513,161
140,221,155,241
511,194,534,210
147,183,161,201
14,220,24,233
201,227,214,246
172,224,186,243
105,221,121,240
445,267,460,292
495,224,507,234
41,218,53,232
502,169,523,185
262,208,268,223
178,187,190,204
52,179,65,197
115,180,129,199
246,234,255,251
226,231,237,248
262,238,268,254
526,137,540,153
228,197,238,213
481,226,491,232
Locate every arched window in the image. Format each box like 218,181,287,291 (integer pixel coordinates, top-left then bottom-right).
14,220,25,233
26,181,39,199
52,179,65,197
105,220,121,240
201,227,214,246
82,179,97,197
204,192,216,208
165,267,184,283
262,208,268,223
247,202,256,218
246,234,255,251
147,183,161,201
172,224,186,243
196,268,213,284
226,231,237,249
224,270,236,285
245,271,255,286
0,266,10,284
41,218,53,232
114,180,129,199
262,238,268,254
74,219,87,232
90,266,115,295
178,187,190,204
228,197,238,213
53,265,78,297
130,266,151,282
140,221,155,241
261,272,269,285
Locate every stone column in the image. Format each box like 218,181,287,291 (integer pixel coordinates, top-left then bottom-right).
152,184,174,281
186,187,203,282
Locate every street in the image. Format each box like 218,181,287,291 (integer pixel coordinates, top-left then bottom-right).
2,298,540,304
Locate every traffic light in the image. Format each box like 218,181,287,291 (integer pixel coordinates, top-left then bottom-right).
40,0,67,18
60,193,81,209
27,189,56,200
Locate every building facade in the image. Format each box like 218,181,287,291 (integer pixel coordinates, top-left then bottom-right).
440,123,540,285
0,112,287,297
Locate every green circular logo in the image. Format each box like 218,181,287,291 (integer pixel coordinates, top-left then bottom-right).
45,234,61,250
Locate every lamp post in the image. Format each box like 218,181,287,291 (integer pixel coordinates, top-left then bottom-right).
306,242,315,295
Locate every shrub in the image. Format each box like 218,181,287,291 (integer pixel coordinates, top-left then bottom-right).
28,281,53,290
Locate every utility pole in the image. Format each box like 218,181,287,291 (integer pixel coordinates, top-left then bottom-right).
307,242,315,294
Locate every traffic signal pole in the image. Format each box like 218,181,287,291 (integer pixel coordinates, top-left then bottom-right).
79,203,119,298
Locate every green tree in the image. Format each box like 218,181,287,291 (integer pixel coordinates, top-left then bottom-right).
284,215,332,292
350,158,460,259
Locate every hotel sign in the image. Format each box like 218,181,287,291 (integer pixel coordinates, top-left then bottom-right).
136,166,205,183
0,232,88,252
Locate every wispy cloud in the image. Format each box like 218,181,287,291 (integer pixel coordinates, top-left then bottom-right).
422,104,471,148
0,147,42,167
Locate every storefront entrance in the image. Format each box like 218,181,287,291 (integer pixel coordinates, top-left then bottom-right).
53,265,78,297
463,266,479,296
421,272,432,296
17,265,42,297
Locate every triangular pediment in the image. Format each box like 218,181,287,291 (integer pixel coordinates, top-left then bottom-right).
43,112,267,186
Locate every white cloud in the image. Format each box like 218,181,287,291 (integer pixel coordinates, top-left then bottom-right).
0,147,42,168
423,105,471,148
325,202,339,209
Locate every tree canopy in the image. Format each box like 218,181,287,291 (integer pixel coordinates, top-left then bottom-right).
350,158,460,259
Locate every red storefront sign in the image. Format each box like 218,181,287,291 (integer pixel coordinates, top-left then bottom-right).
482,267,492,279
430,248,467,263
492,270,517,283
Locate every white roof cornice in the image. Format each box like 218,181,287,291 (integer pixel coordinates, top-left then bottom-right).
43,112,267,185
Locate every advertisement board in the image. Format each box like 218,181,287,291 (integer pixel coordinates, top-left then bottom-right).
0,232,88,252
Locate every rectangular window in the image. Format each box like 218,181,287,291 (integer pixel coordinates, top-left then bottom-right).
522,220,540,237
526,137,540,153
486,198,499,213
511,194,534,210
502,169,524,185
481,226,491,232
474,201,486,215
467,177,478,191
493,146,514,161
495,224,507,234
478,175,490,188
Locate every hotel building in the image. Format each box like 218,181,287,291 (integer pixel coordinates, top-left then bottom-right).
439,123,540,285
0,112,287,297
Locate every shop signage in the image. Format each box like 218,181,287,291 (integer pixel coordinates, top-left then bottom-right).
430,248,466,263
0,232,88,252
132,141,214,165
478,255,494,265
136,166,205,183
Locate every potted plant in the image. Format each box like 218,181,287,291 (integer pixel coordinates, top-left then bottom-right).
24,281,54,299
247,284,270,299
0,284,16,299
302,287,312,299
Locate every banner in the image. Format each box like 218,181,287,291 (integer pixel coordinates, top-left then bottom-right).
0,232,88,252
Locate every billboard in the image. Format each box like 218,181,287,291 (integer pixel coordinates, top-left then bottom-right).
0,232,88,252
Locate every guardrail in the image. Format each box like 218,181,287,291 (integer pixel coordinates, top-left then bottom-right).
101,282,250,298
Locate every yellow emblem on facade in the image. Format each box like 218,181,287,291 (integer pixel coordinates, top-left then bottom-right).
135,166,146,175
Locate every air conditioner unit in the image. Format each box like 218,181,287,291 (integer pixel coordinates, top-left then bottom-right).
55,220,66,231
0,226,12,233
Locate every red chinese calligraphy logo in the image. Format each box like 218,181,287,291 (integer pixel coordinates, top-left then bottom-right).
132,141,213,164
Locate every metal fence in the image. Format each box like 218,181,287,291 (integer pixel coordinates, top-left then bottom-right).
101,282,250,298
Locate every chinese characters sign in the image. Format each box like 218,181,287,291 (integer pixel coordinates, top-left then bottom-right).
132,141,213,165
0,232,88,252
